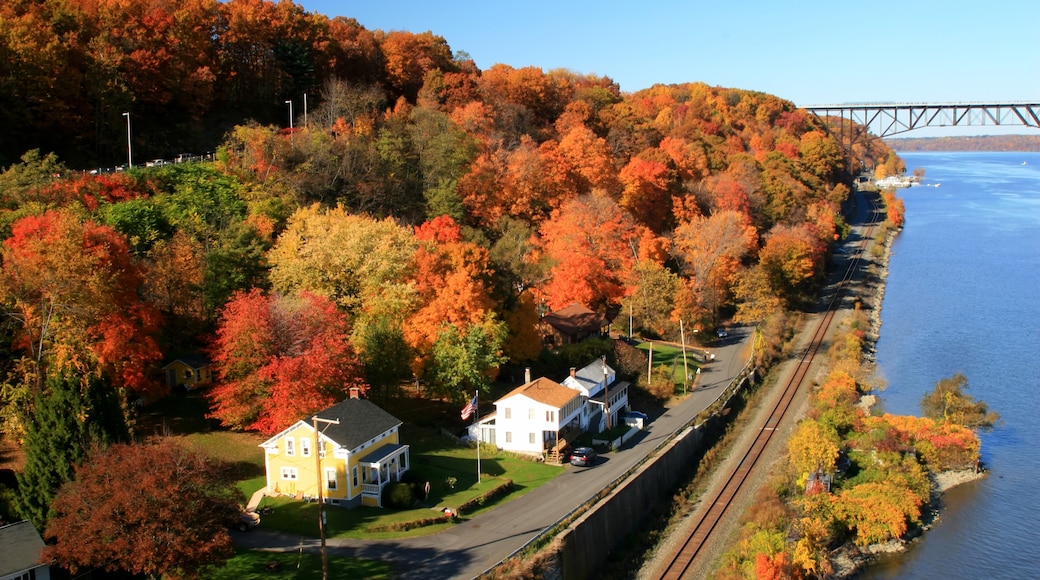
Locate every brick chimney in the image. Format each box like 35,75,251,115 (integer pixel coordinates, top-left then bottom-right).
570,367,576,378
349,387,360,399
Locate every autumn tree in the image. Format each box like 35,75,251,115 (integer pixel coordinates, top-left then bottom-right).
0,209,162,397
425,312,509,403
787,420,841,480
671,210,757,329
15,371,129,530
207,289,367,435
44,438,242,578
268,204,417,312
622,260,679,338
535,192,639,311
404,215,497,378
356,316,413,407
921,373,999,430
756,223,826,308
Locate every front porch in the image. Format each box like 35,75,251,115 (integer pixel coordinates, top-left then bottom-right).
358,442,410,507
544,424,583,463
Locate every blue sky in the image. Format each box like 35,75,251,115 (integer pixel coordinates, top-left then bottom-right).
299,0,1040,134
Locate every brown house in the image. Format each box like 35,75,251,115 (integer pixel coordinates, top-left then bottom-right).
540,303,608,347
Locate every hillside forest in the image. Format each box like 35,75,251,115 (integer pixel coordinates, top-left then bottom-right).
0,1,990,577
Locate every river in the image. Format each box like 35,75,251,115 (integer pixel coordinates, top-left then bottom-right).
859,151,1040,579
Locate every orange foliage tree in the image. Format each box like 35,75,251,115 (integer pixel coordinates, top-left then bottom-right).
0,209,162,396
403,216,497,377
534,192,639,312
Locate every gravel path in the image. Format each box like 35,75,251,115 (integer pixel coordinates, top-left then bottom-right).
638,187,884,579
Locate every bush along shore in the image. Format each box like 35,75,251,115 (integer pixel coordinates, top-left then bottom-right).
710,191,991,579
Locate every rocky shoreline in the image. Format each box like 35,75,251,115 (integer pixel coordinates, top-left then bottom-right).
829,216,988,578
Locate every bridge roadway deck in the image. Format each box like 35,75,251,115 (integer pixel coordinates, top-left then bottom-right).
231,330,752,580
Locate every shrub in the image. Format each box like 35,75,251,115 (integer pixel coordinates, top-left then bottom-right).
382,482,416,510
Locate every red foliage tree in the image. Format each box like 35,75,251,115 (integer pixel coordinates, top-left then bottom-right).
207,289,366,434
44,438,240,578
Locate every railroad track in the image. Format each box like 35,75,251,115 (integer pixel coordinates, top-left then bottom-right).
656,196,881,579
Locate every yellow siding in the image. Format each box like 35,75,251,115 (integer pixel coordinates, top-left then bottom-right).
265,424,401,503
165,361,211,389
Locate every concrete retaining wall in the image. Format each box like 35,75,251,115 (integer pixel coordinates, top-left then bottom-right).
551,375,750,579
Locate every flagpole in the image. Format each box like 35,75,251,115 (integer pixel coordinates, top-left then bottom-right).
474,390,481,483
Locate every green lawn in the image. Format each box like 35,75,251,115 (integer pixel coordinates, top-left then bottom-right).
634,341,702,393
208,549,392,580
143,391,564,541
252,429,564,540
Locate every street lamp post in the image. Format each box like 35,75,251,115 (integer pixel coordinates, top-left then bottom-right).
313,415,339,580
285,100,294,145
122,112,132,169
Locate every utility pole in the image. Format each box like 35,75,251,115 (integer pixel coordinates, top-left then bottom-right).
680,320,689,394
313,415,339,580
602,355,610,431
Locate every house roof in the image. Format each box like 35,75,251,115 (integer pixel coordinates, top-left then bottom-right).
358,442,408,465
0,521,46,577
314,398,403,450
562,359,615,398
260,397,402,452
497,377,580,409
163,354,211,370
541,303,606,335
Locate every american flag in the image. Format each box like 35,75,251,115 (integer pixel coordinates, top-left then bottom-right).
461,395,478,421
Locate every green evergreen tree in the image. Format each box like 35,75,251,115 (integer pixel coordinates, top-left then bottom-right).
14,372,129,529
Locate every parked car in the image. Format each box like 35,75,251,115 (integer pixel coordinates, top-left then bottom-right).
716,328,728,338
569,446,597,467
236,509,261,532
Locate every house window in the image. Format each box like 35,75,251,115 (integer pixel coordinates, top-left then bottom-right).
529,432,535,444
528,408,535,420
184,369,192,379
318,441,326,458
505,432,512,443
301,437,311,457
285,438,294,456
326,468,338,491
352,466,358,488
281,467,298,480
504,408,511,419
546,410,555,422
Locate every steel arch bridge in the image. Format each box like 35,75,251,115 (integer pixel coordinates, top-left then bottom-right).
799,101,1040,150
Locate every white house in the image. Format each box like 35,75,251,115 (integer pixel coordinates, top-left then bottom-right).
561,358,628,432
475,358,631,460
483,376,584,458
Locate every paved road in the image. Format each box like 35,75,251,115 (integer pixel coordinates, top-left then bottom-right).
233,331,753,579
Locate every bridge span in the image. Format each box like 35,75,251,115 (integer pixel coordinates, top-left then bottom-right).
799,101,1040,150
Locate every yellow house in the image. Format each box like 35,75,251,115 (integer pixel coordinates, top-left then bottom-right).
163,355,212,391
259,396,410,508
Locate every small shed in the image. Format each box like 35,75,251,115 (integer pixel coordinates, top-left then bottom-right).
0,520,51,580
163,354,212,391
